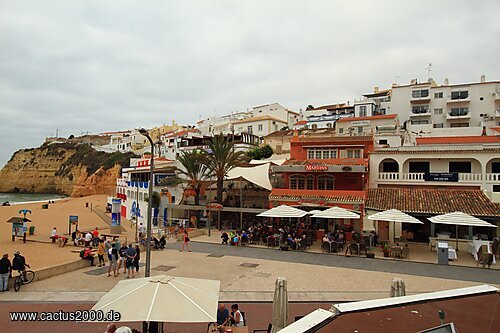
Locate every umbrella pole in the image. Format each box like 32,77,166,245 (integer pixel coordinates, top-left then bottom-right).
456,225,459,252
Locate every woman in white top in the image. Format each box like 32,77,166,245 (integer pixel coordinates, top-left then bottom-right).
230,304,244,327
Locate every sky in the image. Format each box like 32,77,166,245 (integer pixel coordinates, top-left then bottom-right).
1,0,499,167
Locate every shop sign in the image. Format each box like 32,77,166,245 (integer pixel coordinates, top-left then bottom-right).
351,120,370,126
424,173,459,182
342,166,353,172
305,164,328,172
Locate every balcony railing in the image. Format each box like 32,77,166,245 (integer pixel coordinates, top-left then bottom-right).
378,172,500,183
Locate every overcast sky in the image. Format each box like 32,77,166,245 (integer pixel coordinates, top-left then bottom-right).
1,0,499,167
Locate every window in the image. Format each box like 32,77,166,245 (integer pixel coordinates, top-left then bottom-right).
451,90,468,100
289,175,305,190
379,108,386,115
411,120,429,125
412,89,429,98
359,105,367,117
412,105,429,114
317,175,335,190
306,175,314,190
247,126,253,134
433,123,444,128
312,124,318,129
338,128,344,134
258,124,263,131
326,123,332,128
409,161,430,173
450,122,469,128
346,149,362,159
307,148,337,159
274,125,278,131
449,107,469,116
449,162,471,173
139,192,143,201
357,127,364,134
382,161,398,172
434,108,443,115
127,190,130,197
492,162,500,173
434,92,443,98
379,139,388,145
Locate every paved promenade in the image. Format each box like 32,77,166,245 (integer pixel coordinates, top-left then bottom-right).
172,241,500,285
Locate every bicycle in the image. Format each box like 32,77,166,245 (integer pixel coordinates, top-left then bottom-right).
14,268,35,292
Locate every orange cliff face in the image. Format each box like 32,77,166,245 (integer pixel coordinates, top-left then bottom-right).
0,143,130,197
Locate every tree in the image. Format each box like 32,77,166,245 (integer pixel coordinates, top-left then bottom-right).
151,192,161,209
175,150,209,206
246,145,274,160
203,134,247,204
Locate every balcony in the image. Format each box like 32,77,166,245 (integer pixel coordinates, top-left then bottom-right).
409,111,432,117
446,112,471,120
446,98,470,104
377,172,500,183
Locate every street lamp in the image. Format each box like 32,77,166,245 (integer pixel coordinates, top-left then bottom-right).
139,128,154,277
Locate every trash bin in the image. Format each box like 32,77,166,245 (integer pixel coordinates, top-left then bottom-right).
29,225,35,235
41,204,49,209
437,242,449,265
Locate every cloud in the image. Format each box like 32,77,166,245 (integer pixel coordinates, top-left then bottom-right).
0,0,499,167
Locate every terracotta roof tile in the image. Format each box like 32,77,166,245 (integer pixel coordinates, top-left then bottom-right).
293,120,308,126
283,158,368,166
298,135,373,143
366,188,500,217
336,114,397,123
416,136,500,145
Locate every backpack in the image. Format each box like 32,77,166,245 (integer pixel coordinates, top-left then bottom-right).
79,249,85,259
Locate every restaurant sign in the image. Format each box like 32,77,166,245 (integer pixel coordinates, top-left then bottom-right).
424,172,459,182
305,165,328,172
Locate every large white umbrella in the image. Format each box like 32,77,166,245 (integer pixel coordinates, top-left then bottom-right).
311,206,360,219
90,275,220,323
368,209,423,243
271,277,289,333
257,205,308,218
428,211,497,250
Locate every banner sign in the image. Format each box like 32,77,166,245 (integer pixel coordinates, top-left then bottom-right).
155,174,176,186
424,173,459,182
305,165,328,172
69,215,78,225
111,212,121,226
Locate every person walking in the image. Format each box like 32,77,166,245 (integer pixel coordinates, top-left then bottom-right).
180,229,191,252
51,227,58,243
117,243,127,274
92,227,100,247
97,239,106,267
107,243,119,277
0,254,12,292
133,245,140,276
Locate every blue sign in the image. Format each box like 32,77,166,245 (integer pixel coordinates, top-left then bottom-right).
131,201,141,218
69,215,78,225
111,213,121,226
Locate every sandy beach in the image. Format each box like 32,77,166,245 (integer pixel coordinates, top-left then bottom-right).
0,195,133,269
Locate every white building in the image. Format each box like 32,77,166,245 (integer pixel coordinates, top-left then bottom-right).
303,103,355,129
379,76,500,137
232,115,287,136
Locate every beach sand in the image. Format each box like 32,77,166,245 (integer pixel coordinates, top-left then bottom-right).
0,195,133,269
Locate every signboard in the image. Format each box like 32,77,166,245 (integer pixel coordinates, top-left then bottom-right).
305,165,328,172
69,215,78,225
111,212,121,226
155,174,177,186
342,166,353,172
12,222,23,237
351,120,370,126
424,173,459,182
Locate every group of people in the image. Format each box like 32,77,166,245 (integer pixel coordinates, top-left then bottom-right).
80,238,141,279
220,230,250,246
215,303,245,329
0,251,30,292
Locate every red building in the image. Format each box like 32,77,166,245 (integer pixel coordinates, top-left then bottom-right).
269,131,374,231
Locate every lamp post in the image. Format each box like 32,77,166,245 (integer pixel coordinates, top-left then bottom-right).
139,128,154,277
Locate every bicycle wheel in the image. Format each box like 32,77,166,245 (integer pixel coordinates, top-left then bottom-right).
23,270,35,284
13,276,22,292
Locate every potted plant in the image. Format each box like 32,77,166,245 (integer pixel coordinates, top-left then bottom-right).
382,242,391,258
366,251,375,258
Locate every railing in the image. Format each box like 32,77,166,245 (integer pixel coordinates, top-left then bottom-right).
378,173,500,183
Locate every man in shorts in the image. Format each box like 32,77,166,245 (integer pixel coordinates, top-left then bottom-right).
125,244,136,278
107,243,119,277
117,243,127,274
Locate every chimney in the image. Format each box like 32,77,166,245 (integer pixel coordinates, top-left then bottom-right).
374,86,379,93
480,74,486,83
410,79,417,85
291,129,300,142
444,78,449,86
392,82,398,88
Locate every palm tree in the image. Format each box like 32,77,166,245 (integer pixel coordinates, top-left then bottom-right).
175,150,209,206
203,134,247,204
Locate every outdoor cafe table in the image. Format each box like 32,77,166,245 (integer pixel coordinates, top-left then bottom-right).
468,240,496,264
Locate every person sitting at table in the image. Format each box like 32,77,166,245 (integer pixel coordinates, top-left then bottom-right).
229,304,244,327
216,303,229,328
240,231,249,245
286,234,295,249
322,235,331,244
230,234,239,246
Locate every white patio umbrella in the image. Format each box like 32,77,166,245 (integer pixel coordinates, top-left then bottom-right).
257,205,308,218
428,211,497,250
307,210,322,215
90,275,220,323
368,209,423,243
311,206,360,219
390,278,406,297
271,277,289,333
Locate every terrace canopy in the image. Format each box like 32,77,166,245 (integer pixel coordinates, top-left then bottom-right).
257,205,308,218
428,211,497,250
226,163,272,191
311,206,360,219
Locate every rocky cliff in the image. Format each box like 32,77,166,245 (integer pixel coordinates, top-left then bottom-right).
0,143,136,196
